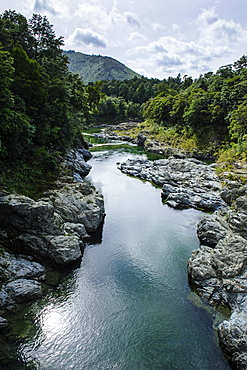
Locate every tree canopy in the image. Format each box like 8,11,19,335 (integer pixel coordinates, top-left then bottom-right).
0,10,102,196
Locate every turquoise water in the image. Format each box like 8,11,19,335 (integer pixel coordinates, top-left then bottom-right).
0,143,230,369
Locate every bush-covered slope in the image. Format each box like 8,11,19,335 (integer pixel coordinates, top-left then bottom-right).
0,11,103,197
64,50,141,83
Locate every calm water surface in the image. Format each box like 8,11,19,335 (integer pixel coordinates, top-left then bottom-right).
0,144,231,369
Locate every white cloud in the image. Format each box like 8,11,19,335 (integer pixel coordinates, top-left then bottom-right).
34,0,59,15
171,24,181,32
124,11,141,27
196,7,247,47
128,32,147,43
65,28,108,48
125,6,247,79
196,7,218,26
73,3,113,33
152,22,165,32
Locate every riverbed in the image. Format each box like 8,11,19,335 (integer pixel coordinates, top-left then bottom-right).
0,140,231,369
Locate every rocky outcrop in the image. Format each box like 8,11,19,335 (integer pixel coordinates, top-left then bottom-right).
0,146,105,319
0,181,105,266
187,184,247,368
118,157,225,211
66,149,92,181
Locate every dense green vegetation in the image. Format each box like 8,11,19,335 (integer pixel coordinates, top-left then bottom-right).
0,11,102,196
94,60,247,180
93,75,185,123
64,50,141,84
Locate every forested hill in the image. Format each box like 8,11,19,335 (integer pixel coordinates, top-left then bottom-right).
64,50,141,83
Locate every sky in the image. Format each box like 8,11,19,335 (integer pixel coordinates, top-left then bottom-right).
1,0,247,80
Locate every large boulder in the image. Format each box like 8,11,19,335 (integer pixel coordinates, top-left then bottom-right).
218,296,247,369
0,182,105,266
0,248,45,282
197,213,230,247
5,279,42,304
66,149,92,180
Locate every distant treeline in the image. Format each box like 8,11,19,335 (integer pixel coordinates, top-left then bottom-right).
93,58,247,162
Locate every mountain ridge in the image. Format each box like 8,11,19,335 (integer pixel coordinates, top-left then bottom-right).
63,50,141,84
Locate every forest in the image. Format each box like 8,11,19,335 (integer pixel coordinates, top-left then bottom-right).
0,10,102,196
94,57,247,176
0,10,246,196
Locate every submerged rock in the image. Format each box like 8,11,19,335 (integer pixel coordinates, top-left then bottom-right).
118,157,225,211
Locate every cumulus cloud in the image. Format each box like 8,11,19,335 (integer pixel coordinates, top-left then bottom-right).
66,28,107,48
128,31,147,43
124,12,141,27
125,6,247,79
197,7,247,46
152,22,165,32
34,0,59,15
74,3,113,33
196,7,218,26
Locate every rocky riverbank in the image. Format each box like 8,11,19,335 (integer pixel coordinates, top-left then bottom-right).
118,157,225,211
118,155,247,368
94,122,215,161
103,122,247,369
0,147,105,323
188,184,247,369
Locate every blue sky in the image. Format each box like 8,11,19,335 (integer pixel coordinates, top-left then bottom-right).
1,0,246,79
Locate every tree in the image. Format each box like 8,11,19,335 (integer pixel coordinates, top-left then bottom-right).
143,93,175,126
183,89,224,129
229,102,247,142
0,10,32,54
233,55,247,73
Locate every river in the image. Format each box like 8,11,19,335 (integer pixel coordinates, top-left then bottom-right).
0,137,231,369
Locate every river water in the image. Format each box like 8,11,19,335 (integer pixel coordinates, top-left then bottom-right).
0,139,231,369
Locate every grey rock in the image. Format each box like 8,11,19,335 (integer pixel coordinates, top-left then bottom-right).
0,182,105,266
67,149,92,178
197,214,230,247
0,290,8,308
137,132,146,146
5,279,42,303
119,156,225,211
78,148,92,161
47,235,82,266
188,184,247,367
0,248,45,282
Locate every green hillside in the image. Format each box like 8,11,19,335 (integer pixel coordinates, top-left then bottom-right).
64,50,141,84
